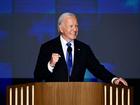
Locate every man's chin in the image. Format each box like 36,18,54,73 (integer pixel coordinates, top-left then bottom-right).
69,35,77,40
72,36,77,40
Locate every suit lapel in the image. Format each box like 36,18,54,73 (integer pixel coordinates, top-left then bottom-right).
55,36,68,70
71,40,81,75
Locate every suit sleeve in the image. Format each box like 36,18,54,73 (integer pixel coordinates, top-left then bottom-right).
86,46,116,83
34,44,53,82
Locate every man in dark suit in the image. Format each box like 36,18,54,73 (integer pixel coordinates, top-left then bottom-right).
34,12,128,86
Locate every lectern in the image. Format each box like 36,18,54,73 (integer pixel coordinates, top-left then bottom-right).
7,82,133,105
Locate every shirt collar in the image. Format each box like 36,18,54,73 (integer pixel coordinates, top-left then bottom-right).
60,35,74,47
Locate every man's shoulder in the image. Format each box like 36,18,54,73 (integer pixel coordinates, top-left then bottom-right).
41,36,60,47
75,39,90,48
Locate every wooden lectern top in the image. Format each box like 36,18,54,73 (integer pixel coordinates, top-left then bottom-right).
7,82,133,105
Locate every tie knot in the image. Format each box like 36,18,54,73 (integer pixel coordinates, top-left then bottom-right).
66,42,72,54
66,42,71,47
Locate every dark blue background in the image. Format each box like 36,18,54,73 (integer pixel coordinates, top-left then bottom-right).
0,0,140,105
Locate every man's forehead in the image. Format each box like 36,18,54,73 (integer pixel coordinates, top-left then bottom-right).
63,16,78,23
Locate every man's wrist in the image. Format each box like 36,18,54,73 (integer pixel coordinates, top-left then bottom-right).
48,61,55,72
111,77,119,84
50,62,55,67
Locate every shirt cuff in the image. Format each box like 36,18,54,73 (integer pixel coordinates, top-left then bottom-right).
111,77,119,84
47,61,54,73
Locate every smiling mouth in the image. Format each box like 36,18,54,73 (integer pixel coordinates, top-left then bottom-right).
71,32,78,35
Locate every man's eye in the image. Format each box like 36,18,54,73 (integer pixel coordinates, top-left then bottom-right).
69,25,73,28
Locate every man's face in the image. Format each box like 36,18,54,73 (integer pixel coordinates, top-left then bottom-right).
59,16,78,41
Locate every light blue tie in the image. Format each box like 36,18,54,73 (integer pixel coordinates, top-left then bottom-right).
66,42,72,76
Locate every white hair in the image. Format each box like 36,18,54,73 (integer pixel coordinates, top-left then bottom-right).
57,12,77,32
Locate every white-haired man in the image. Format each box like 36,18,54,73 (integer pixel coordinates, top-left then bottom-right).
34,12,128,86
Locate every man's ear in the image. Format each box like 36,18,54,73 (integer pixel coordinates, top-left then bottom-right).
59,25,63,33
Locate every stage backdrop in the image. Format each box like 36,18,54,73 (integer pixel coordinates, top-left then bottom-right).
0,0,140,80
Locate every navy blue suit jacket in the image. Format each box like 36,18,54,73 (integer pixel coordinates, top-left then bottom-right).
34,36,115,82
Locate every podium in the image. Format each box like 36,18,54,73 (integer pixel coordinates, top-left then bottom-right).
7,82,133,105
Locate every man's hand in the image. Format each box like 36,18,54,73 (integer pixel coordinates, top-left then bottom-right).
50,53,61,67
113,77,128,86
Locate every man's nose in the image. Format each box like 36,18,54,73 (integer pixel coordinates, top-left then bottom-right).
73,26,78,32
